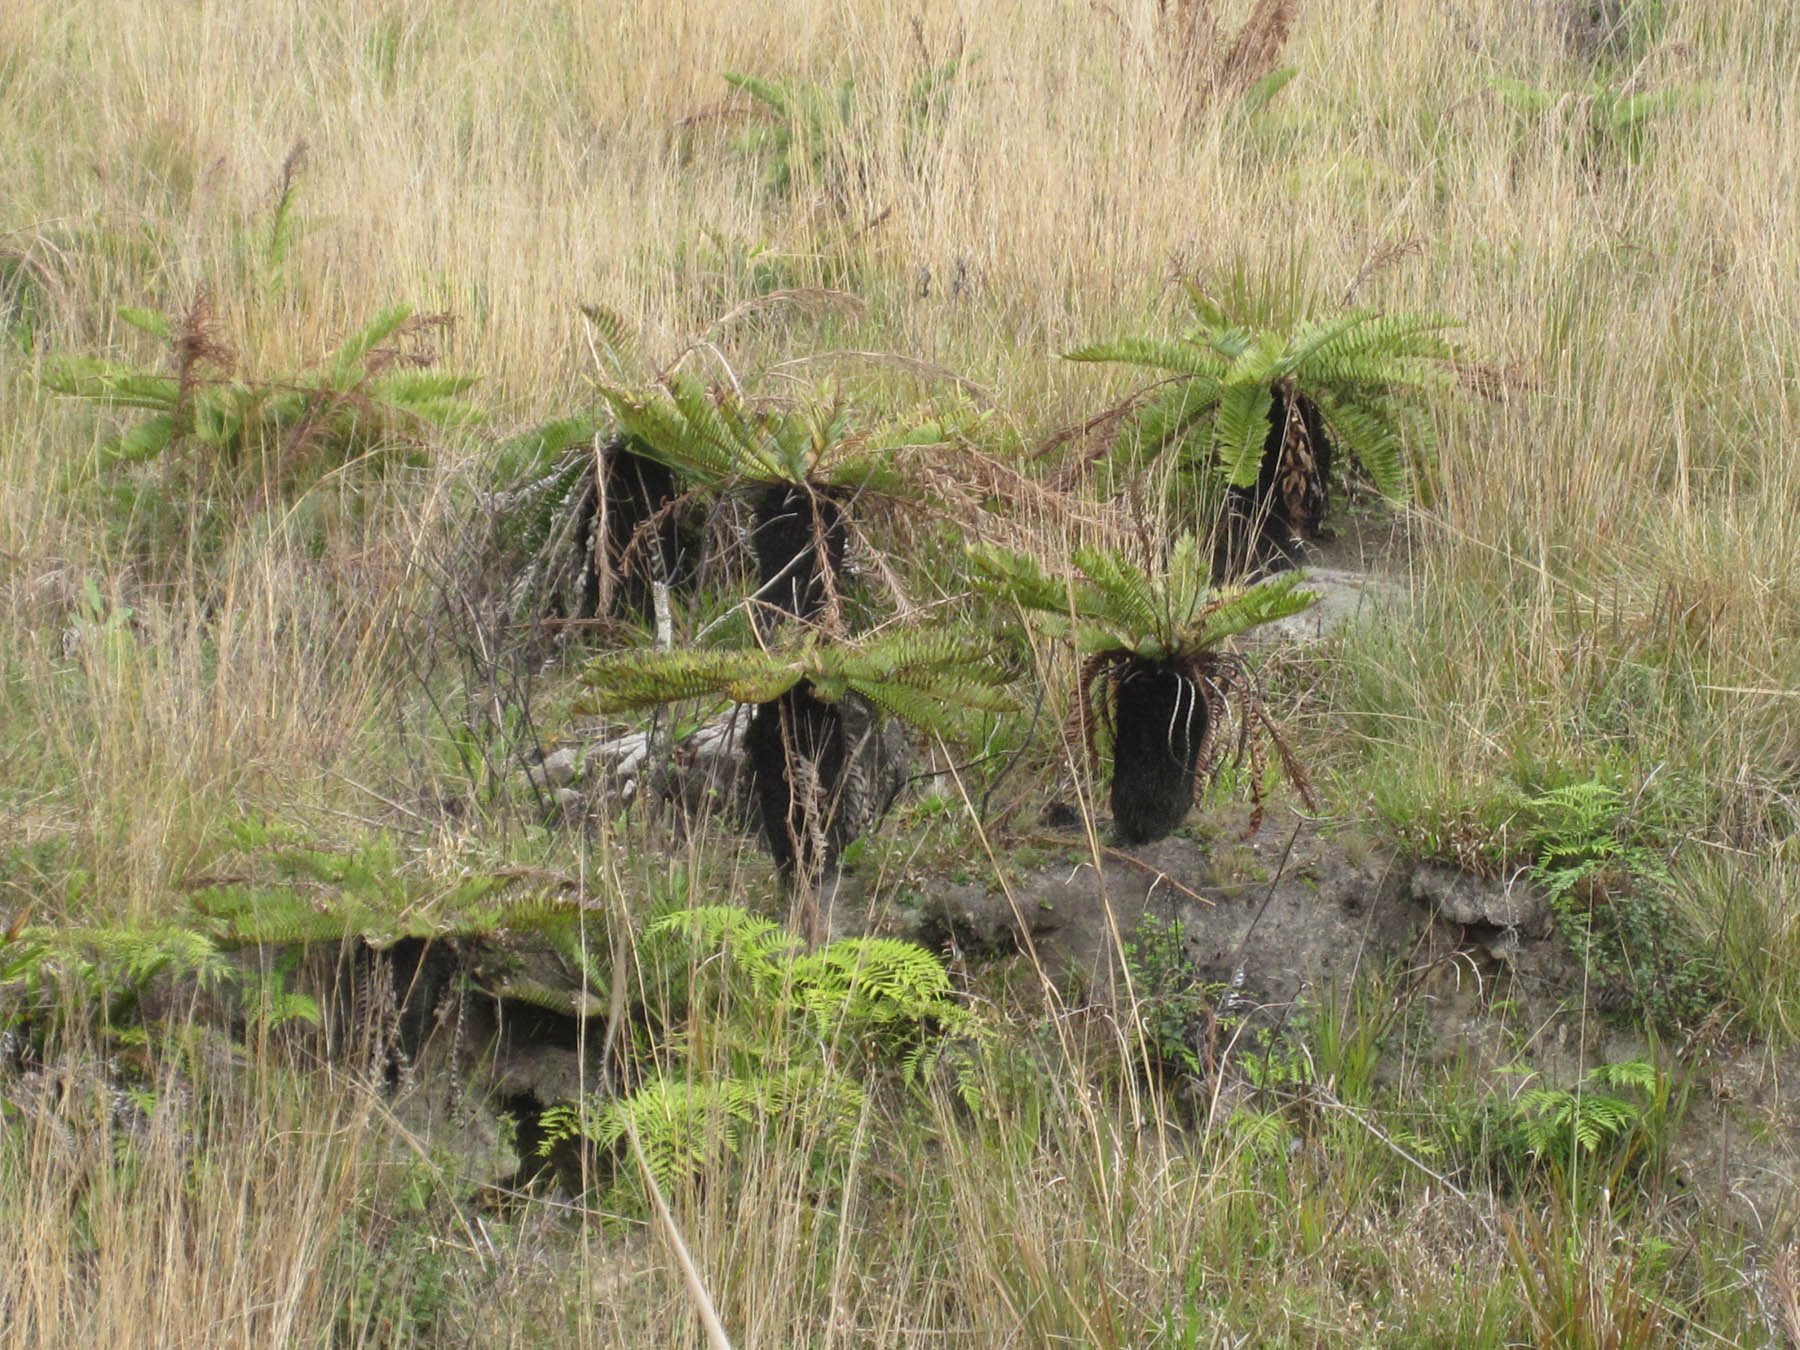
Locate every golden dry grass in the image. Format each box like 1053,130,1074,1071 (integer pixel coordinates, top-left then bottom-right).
3,0,1798,1343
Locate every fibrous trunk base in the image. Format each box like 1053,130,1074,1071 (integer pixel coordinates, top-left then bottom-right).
1110,658,1207,845
597,440,687,621
751,484,847,624
745,684,848,884
1214,386,1333,581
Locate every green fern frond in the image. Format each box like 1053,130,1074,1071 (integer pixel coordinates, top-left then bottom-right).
579,647,806,711
1122,380,1225,468
974,536,1316,661
1062,335,1227,377
489,977,608,1020
789,936,963,1042
1305,389,1411,500
1190,571,1320,648
599,374,805,486
541,1066,865,1191
580,628,1015,733
1590,1058,1660,1094
967,542,1074,617
1071,543,1174,649
646,905,799,969
192,886,369,945
3,923,230,1016
597,373,926,507
40,357,181,411
578,303,640,372
1064,298,1458,517
722,71,794,117
1212,380,1278,488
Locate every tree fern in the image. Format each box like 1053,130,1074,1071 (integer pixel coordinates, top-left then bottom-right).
1064,294,1458,573
3,922,230,1038
723,59,967,201
42,298,481,576
187,829,584,947
594,373,922,500
1067,300,1454,498
972,535,1316,840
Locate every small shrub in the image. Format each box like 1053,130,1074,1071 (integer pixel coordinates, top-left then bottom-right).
1122,913,1208,1079
723,58,967,205
1510,1058,1667,1174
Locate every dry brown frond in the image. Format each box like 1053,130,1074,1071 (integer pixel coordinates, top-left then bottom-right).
171,292,233,408
708,288,869,338
767,348,990,405
895,442,1138,559
1339,235,1424,305
361,310,455,379
1159,0,1298,121
1771,1241,1800,1346
1216,0,1297,98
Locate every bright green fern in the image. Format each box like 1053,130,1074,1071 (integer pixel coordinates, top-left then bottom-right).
577,626,1016,737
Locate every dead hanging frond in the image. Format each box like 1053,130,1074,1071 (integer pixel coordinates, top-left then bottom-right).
705,288,868,343
1215,0,1297,96
352,309,456,380
978,541,1318,841
1035,374,1202,484
1158,0,1299,123
1073,649,1120,775
1070,642,1316,838
171,293,233,418
897,440,1139,560
1190,650,1317,834
766,348,992,407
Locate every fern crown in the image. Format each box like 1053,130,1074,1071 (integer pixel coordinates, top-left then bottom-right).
595,373,931,499
968,534,1317,661
1064,292,1458,502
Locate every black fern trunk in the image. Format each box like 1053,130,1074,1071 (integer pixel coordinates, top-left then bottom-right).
745,683,849,880
1214,387,1334,581
1110,658,1208,845
590,438,688,622
750,483,848,625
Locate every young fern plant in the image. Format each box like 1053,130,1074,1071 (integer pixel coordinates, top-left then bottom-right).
971,533,1317,843
1065,290,1457,577
723,58,966,204
537,903,970,1203
596,374,939,633
43,297,480,573
580,628,1015,940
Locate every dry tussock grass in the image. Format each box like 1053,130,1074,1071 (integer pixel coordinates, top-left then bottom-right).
2,0,1797,1342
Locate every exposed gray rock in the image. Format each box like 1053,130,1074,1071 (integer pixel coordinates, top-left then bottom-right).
526,745,581,790
1410,863,1551,935
1247,567,1406,645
